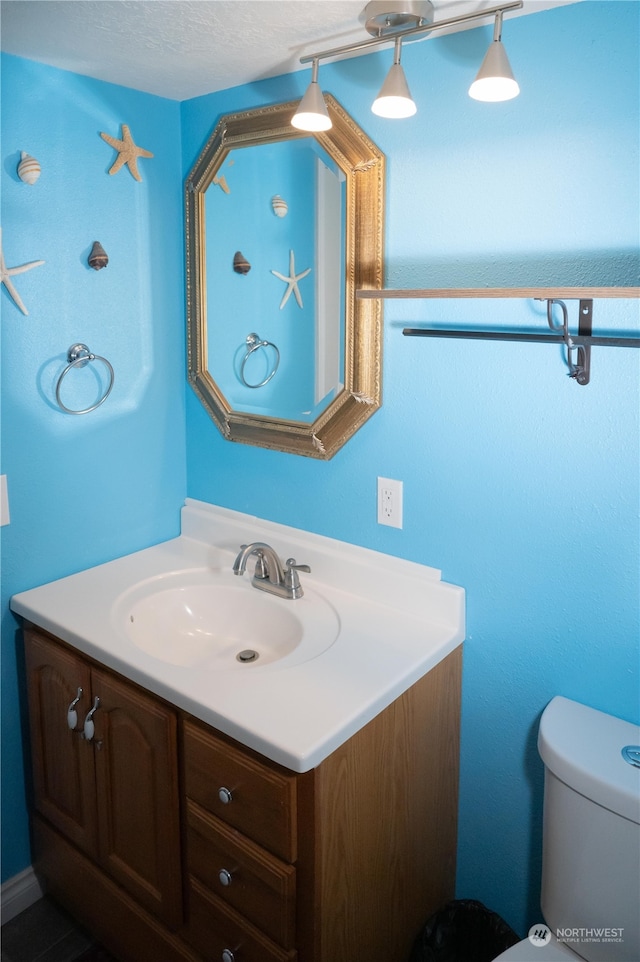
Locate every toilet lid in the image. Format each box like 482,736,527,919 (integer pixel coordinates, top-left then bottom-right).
494,935,579,961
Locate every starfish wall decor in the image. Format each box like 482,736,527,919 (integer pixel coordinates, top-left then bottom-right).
212,173,231,195
271,250,311,310
100,124,153,182
212,160,234,195
0,228,45,315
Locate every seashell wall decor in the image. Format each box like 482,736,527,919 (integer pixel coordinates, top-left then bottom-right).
88,241,109,271
17,151,41,185
233,251,251,275
271,195,288,218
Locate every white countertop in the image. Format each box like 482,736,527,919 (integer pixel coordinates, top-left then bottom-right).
11,499,465,772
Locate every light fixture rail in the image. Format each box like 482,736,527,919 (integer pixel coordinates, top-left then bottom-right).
300,1,523,66
356,288,640,385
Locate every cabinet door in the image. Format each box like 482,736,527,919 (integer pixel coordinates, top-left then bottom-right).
24,628,98,858
91,666,183,929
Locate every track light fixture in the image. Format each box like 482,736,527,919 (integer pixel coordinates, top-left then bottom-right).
295,1,522,128
469,11,520,102
372,38,417,118
291,58,332,131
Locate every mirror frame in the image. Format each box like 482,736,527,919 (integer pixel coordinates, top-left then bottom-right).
185,96,385,459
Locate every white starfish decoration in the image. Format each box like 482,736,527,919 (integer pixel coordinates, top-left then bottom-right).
0,228,45,315
271,249,311,309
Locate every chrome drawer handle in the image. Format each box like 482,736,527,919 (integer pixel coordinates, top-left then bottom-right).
218,868,233,887
218,786,233,804
67,687,83,730
82,696,100,741
221,950,235,962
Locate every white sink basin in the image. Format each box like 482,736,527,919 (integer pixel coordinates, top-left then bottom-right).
10,500,465,771
112,571,340,671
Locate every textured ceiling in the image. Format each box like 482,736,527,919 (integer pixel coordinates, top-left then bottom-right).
0,0,579,101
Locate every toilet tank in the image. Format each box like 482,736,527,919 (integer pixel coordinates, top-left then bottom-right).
538,696,640,962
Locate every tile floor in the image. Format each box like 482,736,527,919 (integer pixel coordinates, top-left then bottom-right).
1,897,118,962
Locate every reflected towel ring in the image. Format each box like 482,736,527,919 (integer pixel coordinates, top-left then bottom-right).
56,343,115,415
240,333,280,388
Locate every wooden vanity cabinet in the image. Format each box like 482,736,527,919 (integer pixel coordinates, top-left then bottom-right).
24,626,183,931
181,644,461,962
24,623,461,962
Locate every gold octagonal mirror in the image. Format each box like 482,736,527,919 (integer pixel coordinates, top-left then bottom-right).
185,96,385,459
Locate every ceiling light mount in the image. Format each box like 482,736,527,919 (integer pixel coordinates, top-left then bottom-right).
363,0,434,38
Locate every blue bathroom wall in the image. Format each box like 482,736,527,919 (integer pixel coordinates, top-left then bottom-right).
182,1,639,937
0,56,186,881
0,0,637,938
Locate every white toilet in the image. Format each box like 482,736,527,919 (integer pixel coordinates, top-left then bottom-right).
494,696,640,962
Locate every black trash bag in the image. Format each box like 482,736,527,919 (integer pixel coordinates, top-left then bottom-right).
409,898,520,962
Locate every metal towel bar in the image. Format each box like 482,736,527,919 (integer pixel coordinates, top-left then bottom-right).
402,299,639,385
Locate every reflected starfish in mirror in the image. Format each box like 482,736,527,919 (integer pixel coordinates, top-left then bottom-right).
100,124,154,182
0,228,45,315
271,249,311,309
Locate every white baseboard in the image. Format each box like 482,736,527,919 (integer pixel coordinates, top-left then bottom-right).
1,866,44,924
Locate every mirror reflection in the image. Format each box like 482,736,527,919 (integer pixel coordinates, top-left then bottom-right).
205,138,345,423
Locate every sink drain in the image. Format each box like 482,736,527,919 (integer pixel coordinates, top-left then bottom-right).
236,649,259,664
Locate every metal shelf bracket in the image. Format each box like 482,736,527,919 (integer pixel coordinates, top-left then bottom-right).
402,298,640,385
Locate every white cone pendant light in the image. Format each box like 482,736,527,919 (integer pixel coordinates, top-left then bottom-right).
292,59,332,131
469,11,520,102
372,39,416,118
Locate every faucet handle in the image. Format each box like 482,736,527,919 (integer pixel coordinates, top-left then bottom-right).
253,552,269,580
284,558,311,598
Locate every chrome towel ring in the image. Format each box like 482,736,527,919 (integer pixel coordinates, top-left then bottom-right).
240,332,280,388
56,343,114,415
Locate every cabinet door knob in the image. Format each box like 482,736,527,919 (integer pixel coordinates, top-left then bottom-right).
218,868,233,887
67,687,83,730
221,950,235,962
82,696,100,741
218,786,233,804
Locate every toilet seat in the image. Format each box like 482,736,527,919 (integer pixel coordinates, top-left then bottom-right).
494,934,581,961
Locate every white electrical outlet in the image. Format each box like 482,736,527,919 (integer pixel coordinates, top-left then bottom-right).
377,477,403,529
0,475,9,526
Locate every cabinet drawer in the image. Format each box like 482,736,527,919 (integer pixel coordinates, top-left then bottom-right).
187,877,297,962
183,720,297,862
187,800,296,950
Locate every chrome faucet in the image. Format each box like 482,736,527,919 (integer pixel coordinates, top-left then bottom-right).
232,542,310,600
